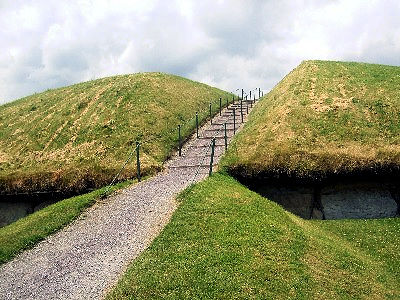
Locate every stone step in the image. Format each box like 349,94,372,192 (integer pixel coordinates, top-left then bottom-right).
223,107,250,112
185,145,225,154
201,133,233,139
191,137,232,146
211,121,244,126
169,164,217,170
179,154,210,159
190,144,226,149
222,112,242,116
169,156,211,167
203,128,235,132
198,136,229,140
168,167,210,176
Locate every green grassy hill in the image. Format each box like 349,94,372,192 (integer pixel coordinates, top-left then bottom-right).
107,173,400,299
0,73,231,194
222,60,400,178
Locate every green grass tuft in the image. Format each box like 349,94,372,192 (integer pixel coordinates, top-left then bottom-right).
106,173,400,299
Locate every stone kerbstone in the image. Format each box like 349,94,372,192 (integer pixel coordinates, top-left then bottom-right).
321,185,397,219
256,185,314,219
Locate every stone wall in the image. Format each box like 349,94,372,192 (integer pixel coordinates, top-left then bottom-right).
321,183,397,219
256,184,314,219
0,198,57,227
254,180,399,220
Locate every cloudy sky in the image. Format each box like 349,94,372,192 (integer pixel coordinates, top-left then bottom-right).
1,0,399,104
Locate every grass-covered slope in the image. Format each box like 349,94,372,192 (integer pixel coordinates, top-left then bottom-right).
107,173,400,299
0,73,231,194
222,60,400,178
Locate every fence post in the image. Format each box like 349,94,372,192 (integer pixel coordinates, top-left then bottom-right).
209,138,216,176
233,108,236,134
250,90,252,99
136,141,141,182
258,88,261,98
196,112,199,138
178,124,182,156
246,103,249,114
253,94,256,104
224,122,227,150
219,97,222,116
241,89,244,100
209,102,212,124
240,99,243,123
232,95,235,105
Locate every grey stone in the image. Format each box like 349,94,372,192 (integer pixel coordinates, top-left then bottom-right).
256,185,313,219
0,202,32,228
321,184,398,220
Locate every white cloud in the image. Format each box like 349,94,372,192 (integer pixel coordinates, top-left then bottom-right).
0,0,399,104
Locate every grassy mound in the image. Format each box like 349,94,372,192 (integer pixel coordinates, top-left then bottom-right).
222,60,400,178
107,173,399,299
0,73,231,194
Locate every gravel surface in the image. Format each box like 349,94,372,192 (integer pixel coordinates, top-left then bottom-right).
0,99,257,300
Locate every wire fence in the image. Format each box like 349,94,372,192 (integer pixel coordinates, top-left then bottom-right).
100,88,263,197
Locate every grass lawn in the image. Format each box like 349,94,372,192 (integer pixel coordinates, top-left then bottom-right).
221,60,400,178
107,173,399,299
0,72,232,195
0,180,134,265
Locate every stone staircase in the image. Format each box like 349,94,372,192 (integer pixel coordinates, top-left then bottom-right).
166,98,258,179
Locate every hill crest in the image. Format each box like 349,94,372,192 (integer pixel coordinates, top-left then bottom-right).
0,72,232,194
222,60,400,178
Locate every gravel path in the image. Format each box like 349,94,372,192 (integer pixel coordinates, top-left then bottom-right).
0,98,257,300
